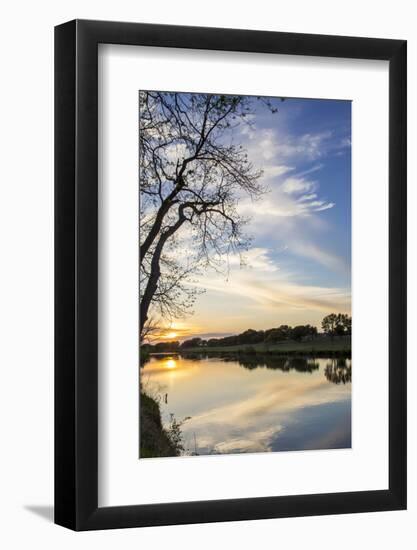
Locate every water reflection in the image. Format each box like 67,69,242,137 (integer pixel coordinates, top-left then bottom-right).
165,358,177,370
151,353,321,373
141,354,351,456
324,358,352,384
232,355,319,372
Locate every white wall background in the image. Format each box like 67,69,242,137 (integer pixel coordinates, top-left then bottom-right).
0,1,414,548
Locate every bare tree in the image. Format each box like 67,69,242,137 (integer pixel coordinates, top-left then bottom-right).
140,315,162,344
139,92,268,336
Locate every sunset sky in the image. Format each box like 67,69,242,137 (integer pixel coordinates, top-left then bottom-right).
157,97,351,342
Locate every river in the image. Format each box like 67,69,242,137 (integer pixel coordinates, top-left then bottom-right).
141,353,351,455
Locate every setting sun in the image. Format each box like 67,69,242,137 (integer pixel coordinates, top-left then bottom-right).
165,332,178,339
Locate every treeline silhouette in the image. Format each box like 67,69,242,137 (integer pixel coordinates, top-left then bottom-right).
143,314,351,353
144,324,319,353
183,325,318,349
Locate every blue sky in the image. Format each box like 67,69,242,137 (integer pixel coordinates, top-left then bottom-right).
167,96,351,339
248,97,351,290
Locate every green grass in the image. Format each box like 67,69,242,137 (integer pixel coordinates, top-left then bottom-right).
179,336,351,356
140,392,178,458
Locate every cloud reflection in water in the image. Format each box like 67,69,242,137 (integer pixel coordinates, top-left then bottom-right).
142,355,351,456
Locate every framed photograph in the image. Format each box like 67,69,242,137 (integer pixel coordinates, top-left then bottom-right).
55,19,406,530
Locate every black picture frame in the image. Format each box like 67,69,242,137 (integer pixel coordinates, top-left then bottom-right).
55,19,407,531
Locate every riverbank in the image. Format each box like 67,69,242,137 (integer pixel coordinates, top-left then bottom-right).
178,336,351,357
140,391,178,458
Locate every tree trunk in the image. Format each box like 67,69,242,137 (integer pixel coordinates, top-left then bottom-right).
140,210,188,335
140,198,172,261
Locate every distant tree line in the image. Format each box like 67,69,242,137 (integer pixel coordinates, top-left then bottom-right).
142,313,351,352
193,325,319,349
321,313,351,339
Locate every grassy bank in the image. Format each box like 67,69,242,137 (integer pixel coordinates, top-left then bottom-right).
140,392,178,458
179,336,351,357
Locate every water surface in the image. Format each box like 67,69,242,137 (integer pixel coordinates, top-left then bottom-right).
141,354,351,455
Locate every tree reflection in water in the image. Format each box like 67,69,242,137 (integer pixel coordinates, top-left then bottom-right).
324,358,352,384
148,352,352,384
179,352,320,373
237,355,319,373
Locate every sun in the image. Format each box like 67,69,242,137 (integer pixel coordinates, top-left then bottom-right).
165,359,177,369
165,331,178,339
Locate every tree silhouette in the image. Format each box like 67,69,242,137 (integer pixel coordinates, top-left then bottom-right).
139,92,270,336
321,313,351,339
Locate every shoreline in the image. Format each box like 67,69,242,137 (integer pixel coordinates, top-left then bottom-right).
146,337,351,359
140,391,178,458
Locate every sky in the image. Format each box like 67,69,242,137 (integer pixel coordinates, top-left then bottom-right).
158,96,351,341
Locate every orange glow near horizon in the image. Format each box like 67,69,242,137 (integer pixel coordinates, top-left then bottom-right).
153,322,194,343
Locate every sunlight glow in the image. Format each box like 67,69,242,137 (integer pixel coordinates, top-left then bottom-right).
165,359,177,370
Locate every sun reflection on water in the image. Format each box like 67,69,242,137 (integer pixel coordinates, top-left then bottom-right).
164,358,177,370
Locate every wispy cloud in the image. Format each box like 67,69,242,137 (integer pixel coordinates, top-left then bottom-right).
192,248,350,315
278,131,333,160
200,276,350,314
281,176,315,195
296,163,325,178
241,124,347,163
262,164,294,178
239,191,334,219
228,247,279,272
234,120,344,280
237,135,335,220
289,241,348,274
